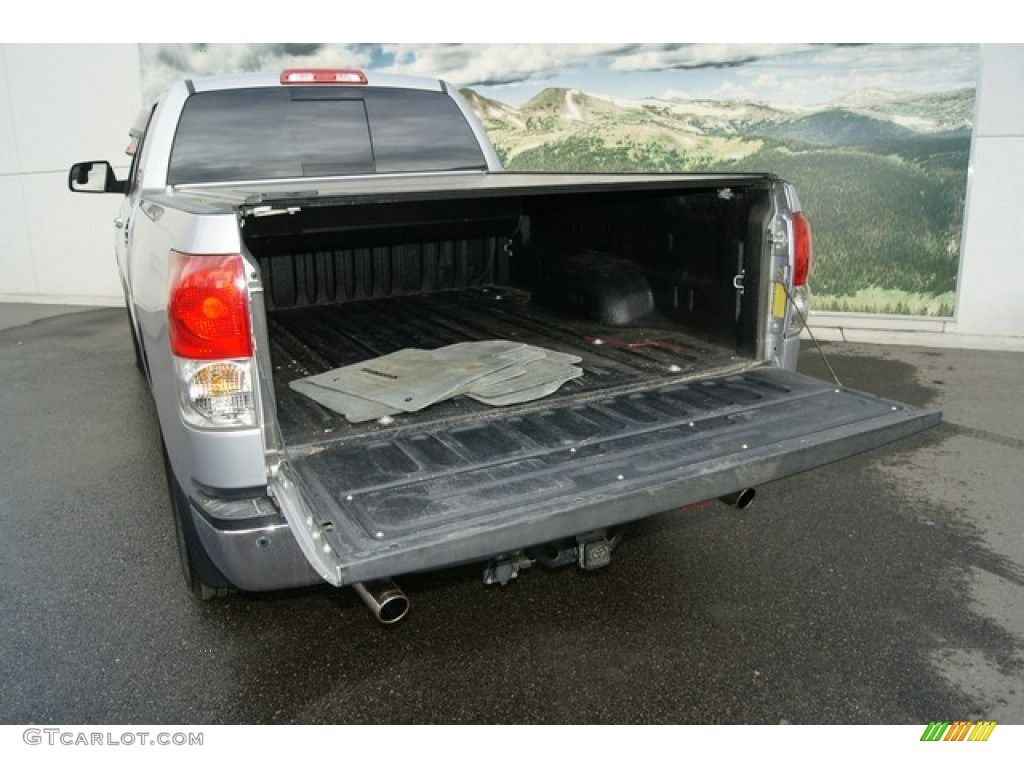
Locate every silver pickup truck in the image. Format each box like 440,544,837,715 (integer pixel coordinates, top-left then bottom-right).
69,68,939,623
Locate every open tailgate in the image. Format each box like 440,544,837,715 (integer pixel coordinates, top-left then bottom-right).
270,367,939,586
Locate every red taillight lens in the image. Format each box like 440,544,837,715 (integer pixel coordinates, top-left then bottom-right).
280,69,368,85
169,252,252,359
792,212,813,287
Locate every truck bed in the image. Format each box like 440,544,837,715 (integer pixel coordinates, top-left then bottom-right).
270,358,937,587
249,177,938,589
265,285,938,587
268,287,745,448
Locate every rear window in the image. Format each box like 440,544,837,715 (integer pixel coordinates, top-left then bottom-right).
167,86,487,185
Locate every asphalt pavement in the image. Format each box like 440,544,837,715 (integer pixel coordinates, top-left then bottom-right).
1,304,1022,724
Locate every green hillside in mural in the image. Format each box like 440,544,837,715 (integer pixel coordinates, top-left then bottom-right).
463,87,974,316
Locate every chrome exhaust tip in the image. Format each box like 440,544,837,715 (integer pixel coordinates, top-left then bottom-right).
353,579,410,625
719,488,756,510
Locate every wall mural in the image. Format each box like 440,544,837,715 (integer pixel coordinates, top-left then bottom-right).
141,43,977,317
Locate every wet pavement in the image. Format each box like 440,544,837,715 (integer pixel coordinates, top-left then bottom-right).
1,305,1021,724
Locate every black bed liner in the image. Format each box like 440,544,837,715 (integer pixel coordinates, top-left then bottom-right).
266,291,940,585
268,288,742,446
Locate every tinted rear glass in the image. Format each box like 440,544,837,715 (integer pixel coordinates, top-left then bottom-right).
168,86,487,184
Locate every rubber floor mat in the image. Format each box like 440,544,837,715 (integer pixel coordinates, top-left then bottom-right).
288,380,400,423
290,341,583,422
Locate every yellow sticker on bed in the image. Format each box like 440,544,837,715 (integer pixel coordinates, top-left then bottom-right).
772,283,788,318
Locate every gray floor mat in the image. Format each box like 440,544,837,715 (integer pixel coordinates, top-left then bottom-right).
464,359,584,399
290,341,583,422
288,379,400,423
465,366,585,406
299,346,511,412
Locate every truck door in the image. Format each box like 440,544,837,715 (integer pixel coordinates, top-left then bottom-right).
116,105,155,295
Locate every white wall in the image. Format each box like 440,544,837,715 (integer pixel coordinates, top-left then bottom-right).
953,44,1024,338
0,44,142,305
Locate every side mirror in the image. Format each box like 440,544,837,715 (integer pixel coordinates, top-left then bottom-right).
68,161,127,194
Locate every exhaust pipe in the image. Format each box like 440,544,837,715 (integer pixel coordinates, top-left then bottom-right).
353,579,410,625
719,488,756,510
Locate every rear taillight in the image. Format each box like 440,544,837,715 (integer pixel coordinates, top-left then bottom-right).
792,211,813,287
280,69,368,85
169,251,252,359
169,252,256,428
786,212,813,338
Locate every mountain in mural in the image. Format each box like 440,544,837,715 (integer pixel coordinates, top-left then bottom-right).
462,86,972,161
462,86,973,316
751,110,921,146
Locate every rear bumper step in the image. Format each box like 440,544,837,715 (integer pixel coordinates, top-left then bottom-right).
271,367,940,586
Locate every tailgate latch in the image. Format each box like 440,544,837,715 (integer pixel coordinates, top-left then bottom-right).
733,271,745,293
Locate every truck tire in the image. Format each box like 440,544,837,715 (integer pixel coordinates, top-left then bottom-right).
162,448,236,601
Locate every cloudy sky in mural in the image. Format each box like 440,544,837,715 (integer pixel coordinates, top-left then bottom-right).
141,43,977,105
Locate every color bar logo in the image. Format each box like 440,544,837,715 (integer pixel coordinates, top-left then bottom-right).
921,721,997,742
